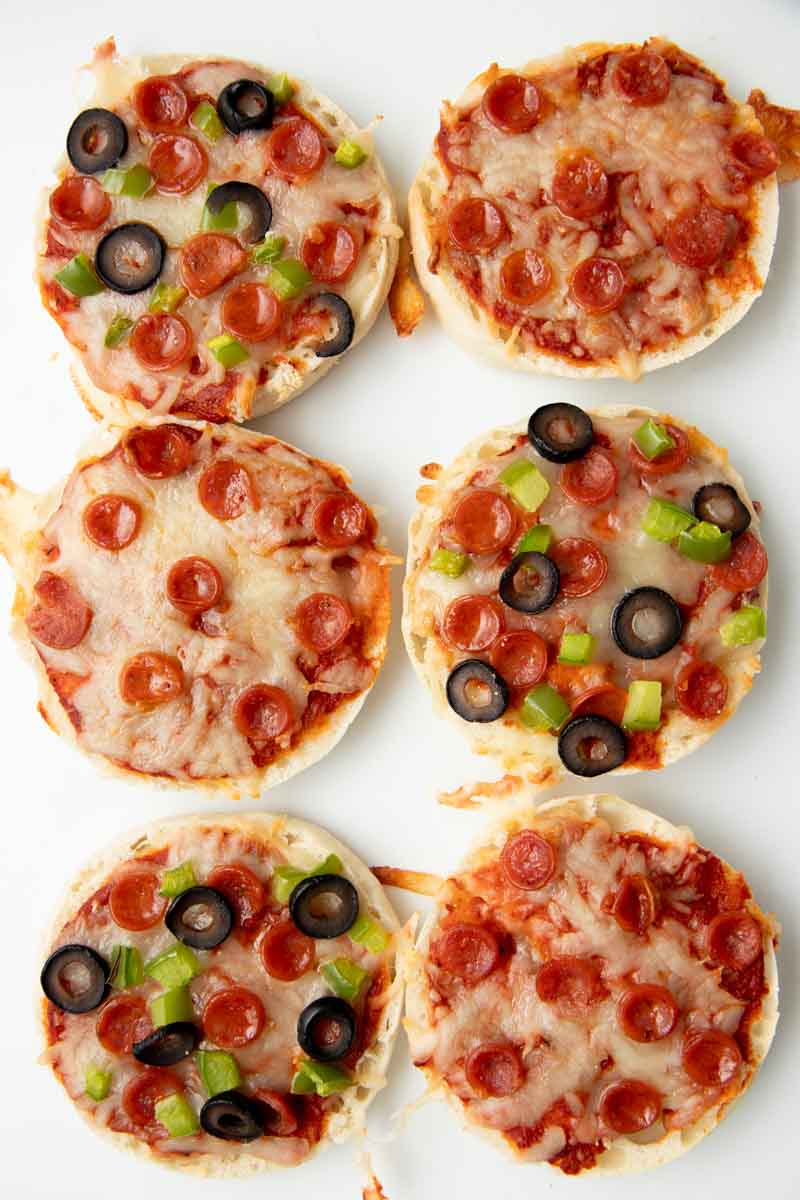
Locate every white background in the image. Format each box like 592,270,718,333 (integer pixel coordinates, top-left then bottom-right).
1,1,798,1196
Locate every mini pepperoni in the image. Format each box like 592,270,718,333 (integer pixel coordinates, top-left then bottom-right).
434,923,499,984
109,868,167,931
148,133,207,195
207,863,267,927
180,233,247,299
198,459,257,520
123,1068,182,1126
499,249,552,305
572,684,629,727
490,630,548,689
569,256,627,314
252,1089,299,1136
451,489,515,554
665,204,729,269
83,494,141,551
120,652,184,705
560,447,618,506
628,423,689,476
482,74,541,133
675,661,728,720
221,282,281,342
501,829,555,890
598,1079,662,1134
312,494,368,548
707,912,762,970
260,919,315,981
130,313,192,372
233,684,294,740
536,956,605,1009
465,1043,526,1096
550,538,608,598
295,593,353,652
552,155,609,220
49,176,110,231
618,984,679,1043
26,572,92,650
613,50,671,106
731,131,779,180
711,531,767,592
126,425,194,478
203,986,266,1048
166,556,224,613
301,222,360,283
443,594,504,652
612,873,657,934
267,118,325,181
133,75,189,132
97,996,152,1056
447,197,507,254
682,1029,742,1087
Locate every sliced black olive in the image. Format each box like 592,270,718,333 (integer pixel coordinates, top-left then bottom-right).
95,223,165,294
528,403,594,463
165,886,233,949
693,483,751,538
289,874,359,939
133,1022,200,1067
312,294,355,358
205,182,272,244
446,660,509,723
297,997,356,1062
200,1090,265,1142
558,715,627,777
218,80,275,135
41,944,109,1014
67,108,128,174
499,551,560,614
611,587,683,660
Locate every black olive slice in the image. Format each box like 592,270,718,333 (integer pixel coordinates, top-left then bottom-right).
446,660,509,723
289,874,359,939
499,551,560,614
67,108,128,174
133,1022,200,1067
205,182,272,244
95,223,165,294
312,293,355,358
558,715,627,777
200,1090,265,1142
693,483,751,538
41,944,109,1014
165,886,233,949
611,587,683,660
218,80,275,135
297,997,356,1062
528,403,594,463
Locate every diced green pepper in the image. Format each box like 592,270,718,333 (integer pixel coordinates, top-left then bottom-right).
104,315,134,349
102,163,154,198
429,548,470,578
349,912,391,955
159,861,196,897
633,419,676,461
272,854,343,905
196,1049,242,1096
55,254,103,297
558,632,595,665
109,945,143,989
291,1060,353,1097
677,521,732,564
85,1066,112,1102
251,233,286,265
320,958,369,1003
208,333,249,368
622,681,662,731
144,943,200,989
267,258,312,300
154,1093,199,1138
201,183,238,232
148,282,187,314
516,524,552,554
269,73,295,105
499,460,550,512
150,986,193,1027
190,100,224,143
520,684,570,731
720,605,766,647
641,497,695,543
334,139,368,169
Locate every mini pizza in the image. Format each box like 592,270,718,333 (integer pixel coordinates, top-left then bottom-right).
39,812,401,1175
403,405,767,782
410,38,783,379
0,418,391,793
402,791,779,1174
38,40,399,423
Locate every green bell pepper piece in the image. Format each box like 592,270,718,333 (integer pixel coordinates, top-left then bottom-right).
429,548,470,577
349,912,391,954
150,986,193,1027
558,632,595,665
677,521,731,564
201,183,238,232
633,418,676,461
190,100,224,143
102,164,154,198
334,140,368,168
109,945,143,989
196,1049,242,1096
320,958,369,1003
144,943,200,989
720,605,766,647
291,1060,353,1097
622,681,662,731
267,258,312,300
208,333,249,368
269,74,295,105
251,233,286,265
272,853,344,905
520,684,570,731
85,1066,112,1102
641,497,695,543
499,460,550,512
154,1093,199,1137
55,254,103,297
149,282,187,314
104,315,134,349
516,524,552,554
159,861,196,897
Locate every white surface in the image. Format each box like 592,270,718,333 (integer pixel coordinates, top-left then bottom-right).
0,1,798,1196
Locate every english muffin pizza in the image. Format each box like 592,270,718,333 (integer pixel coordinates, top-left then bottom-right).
39,812,401,1175
38,40,399,423
410,38,781,379
402,791,779,1174
403,405,767,782
0,418,391,794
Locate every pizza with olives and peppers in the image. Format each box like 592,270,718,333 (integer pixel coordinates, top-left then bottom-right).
39,813,401,1176
37,40,399,423
409,38,788,380
402,792,779,1174
0,418,391,794
403,405,767,783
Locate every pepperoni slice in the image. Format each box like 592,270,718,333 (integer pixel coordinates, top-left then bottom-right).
233,684,294,740
109,868,167,931
560,447,618,506
267,118,326,181
133,76,188,132
499,249,552,305
611,873,657,934
572,683,628,726
711,531,767,592
682,1029,742,1087
535,956,605,1009
451,489,515,554
148,133,207,195
83,495,141,551
628,423,689,477
569,257,626,314
613,51,671,106
550,538,608,598
447,197,507,254
221,282,281,342
731,131,779,180
707,912,762,970
618,984,679,1043
97,996,152,1056
598,1080,662,1134
198,459,257,520
207,863,267,928
312,494,368,548
301,222,360,283
203,986,266,1048
49,176,110,231
166,557,224,613
260,919,315,981
120,652,184,705
126,425,195,478
465,1043,526,1096
665,204,729,269
443,594,504,652
26,572,92,650
482,74,541,133
130,313,192,372
180,233,247,299
434,923,499,984
295,593,353,652
490,630,548,689
501,830,555,890
251,1089,299,1136
123,1068,182,1126
552,155,609,220
675,661,728,720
